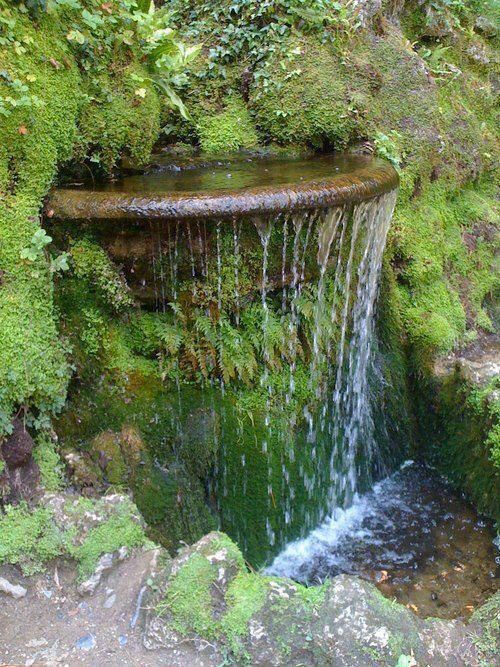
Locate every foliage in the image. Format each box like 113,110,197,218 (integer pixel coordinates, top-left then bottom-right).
373,131,403,169
0,504,68,575
171,0,354,84
70,238,134,312
72,510,146,577
0,1,196,434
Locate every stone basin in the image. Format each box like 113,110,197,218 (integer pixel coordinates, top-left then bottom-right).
48,154,399,222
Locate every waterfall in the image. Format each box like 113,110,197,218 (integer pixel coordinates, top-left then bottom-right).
140,188,398,566
267,190,398,573
50,151,401,567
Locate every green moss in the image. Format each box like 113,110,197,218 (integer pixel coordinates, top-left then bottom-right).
470,592,500,663
389,180,498,368
164,552,219,637
0,2,163,434
251,36,358,149
0,495,148,578
70,238,134,313
72,511,147,578
0,504,68,575
418,374,499,519
76,63,161,172
197,95,258,154
220,572,268,653
33,433,65,492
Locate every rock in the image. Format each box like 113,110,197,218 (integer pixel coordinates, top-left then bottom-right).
0,577,27,599
1,418,34,468
142,532,485,666
103,592,116,608
351,0,382,28
434,335,500,388
475,15,497,38
78,553,115,595
0,419,40,503
75,633,96,651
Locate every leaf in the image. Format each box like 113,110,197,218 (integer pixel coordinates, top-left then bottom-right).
154,79,190,120
18,125,28,135
67,29,86,45
135,0,153,13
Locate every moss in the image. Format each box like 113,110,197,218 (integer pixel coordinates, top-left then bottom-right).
388,180,498,369
0,2,163,435
72,510,147,578
419,374,499,519
76,63,161,172
33,433,65,492
220,572,268,653
0,494,148,578
164,552,219,637
470,592,500,663
70,238,134,313
251,35,358,149
197,95,258,154
0,504,68,575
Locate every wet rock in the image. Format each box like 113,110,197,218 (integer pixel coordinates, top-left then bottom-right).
0,577,27,599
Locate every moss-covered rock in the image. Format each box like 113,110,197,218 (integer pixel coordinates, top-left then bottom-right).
196,95,258,154
143,531,494,666
0,492,148,579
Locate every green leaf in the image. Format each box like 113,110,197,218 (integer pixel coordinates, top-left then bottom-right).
154,79,191,120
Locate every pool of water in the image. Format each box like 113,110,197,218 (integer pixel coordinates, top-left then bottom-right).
267,461,498,619
85,153,381,193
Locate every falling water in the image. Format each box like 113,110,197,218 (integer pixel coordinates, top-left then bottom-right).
141,185,398,566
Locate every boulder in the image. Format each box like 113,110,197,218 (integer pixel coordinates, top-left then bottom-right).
142,532,492,666
0,419,40,503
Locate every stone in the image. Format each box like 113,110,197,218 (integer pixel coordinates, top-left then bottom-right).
1,418,34,468
0,419,40,503
142,532,489,666
75,633,96,651
77,553,115,596
103,592,116,609
351,0,382,28
0,577,27,599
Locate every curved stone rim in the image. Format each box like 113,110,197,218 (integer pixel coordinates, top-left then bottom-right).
48,160,399,222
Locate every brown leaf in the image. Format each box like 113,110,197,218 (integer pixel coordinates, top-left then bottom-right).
49,58,62,70
46,209,55,218
18,125,28,135
100,2,113,13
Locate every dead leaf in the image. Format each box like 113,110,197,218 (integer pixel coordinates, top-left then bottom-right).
18,125,28,135
100,2,113,13
49,58,62,70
